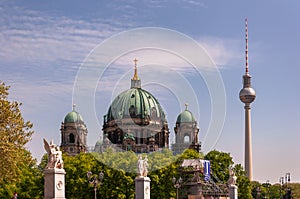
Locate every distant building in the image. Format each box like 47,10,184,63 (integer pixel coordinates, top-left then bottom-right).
101,59,201,154
60,105,88,155
60,59,201,155
172,106,201,154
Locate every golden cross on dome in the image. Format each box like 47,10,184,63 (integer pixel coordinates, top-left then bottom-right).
134,58,138,67
132,58,139,80
185,103,189,110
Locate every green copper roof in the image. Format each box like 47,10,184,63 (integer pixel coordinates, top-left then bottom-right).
95,140,102,146
106,88,166,122
64,111,84,123
176,109,196,123
123,133,135,141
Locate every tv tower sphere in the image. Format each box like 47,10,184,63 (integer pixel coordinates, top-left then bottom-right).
239,85,256,104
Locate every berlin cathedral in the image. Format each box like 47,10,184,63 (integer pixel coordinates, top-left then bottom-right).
60,60,201,156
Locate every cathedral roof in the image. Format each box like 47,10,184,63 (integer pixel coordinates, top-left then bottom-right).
64,106,84,123
105,59,167,124
106,88,166,123
176,109,196,123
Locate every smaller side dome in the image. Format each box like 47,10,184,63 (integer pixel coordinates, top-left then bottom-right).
176,109,196,123
64,111,84,123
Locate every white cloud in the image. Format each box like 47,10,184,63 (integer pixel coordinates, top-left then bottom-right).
198,36,243,68
0,6,123,67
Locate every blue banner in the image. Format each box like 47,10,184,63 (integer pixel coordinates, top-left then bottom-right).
204,160,211,181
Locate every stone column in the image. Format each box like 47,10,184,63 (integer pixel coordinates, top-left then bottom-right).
44,168,66,199
135,176,151,199
229,185,238,199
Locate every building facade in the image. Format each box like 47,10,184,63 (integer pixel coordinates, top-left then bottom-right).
102,60,170,153
172,106,201,154
60,60,201,155
60,105,88,156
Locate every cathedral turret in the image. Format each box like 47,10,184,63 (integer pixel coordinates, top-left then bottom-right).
239,18,256,180
60,104,88,156
172,103,201,154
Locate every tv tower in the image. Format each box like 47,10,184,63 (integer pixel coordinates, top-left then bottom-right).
239,18,256,180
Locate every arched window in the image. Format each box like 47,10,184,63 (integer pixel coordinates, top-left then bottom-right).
184,135,190,143
69,133,75,143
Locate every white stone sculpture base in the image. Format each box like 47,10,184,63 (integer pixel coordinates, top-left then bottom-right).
135,176,151,199
229,185,238,199
44,168,66,199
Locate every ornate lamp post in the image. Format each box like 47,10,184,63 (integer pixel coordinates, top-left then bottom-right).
285,173,291,185
280,177,284,199
172,176,182,199
285,173,291,199
87,171,104,199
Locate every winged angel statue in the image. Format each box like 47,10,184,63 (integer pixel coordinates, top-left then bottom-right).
43,139,64,169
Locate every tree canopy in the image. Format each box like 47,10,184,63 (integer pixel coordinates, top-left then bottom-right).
0,81,41,198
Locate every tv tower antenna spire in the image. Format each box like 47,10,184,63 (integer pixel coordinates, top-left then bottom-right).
245,18,249,74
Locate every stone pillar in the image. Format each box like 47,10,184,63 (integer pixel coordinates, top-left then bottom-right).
135,177,151,199
229,185,238,199
44,168,66,199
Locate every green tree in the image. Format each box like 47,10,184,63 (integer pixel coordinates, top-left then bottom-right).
204,150,234,182
63,153,99,199
16,155,44,199
205,150,253,197
0,81,36,197
237,176,252,199
176,148,203,163
148,149,178,199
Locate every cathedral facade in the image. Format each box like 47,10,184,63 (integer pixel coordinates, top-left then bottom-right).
60,105,88,156
60,60,201,155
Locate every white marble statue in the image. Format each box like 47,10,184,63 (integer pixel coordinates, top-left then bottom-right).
228,165,237,186
143,156,148,177
137,155,144,176
43,139,64,169
137,155,149,177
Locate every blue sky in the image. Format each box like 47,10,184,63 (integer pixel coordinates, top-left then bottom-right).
1,0,300,183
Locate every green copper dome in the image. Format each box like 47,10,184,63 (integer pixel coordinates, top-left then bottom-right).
64,111,84,123
95,140,102,146
106,88,166,123
176,109,196,123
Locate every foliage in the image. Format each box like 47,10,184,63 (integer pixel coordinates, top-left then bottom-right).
148,149,178,199
204,150,234,182
0,81,34,185
61,149,196,199
287,183,300,198
204,150,254,197
176,148,203,162
236,175,252,199
15,156,44,199
63,153,99,199
0,81,39,198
